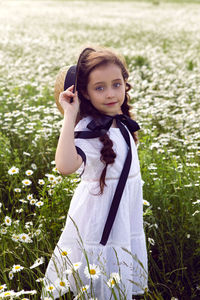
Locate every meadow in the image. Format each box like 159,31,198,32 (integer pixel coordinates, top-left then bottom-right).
0,0,200,299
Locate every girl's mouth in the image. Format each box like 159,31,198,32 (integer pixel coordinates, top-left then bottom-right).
105,102,117,106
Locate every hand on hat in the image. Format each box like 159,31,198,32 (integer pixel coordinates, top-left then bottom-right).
59,85,80,118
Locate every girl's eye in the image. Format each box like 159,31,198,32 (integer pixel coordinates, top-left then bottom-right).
95,86,104,91
113,82,121,88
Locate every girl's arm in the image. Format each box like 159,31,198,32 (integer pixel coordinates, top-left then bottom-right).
55,86,83,175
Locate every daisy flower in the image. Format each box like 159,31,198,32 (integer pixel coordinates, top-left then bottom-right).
19,233,32,243
14,188,21,193
4,216,12,226
12,264,24,273
0,290,15,297
23,151,31,156
30,199,37,205
25,170,33,176
11,234,20,242
38,179,45,185
27,194,33,200
45,284,56,292
60,248,72,257
143,200,150,206
71,261,82,271
107,272,121,288
84,264,101,280
48,189,54,196
52,167,59,173
31,163,37,170
1,228,7,235
22,179,32,186
0,284,7,292
35,201,44,207
45,174,56,182
30,257,45,269
80,285,89,292
8,166,19,175
55,278,70,291
8,271,14,280
19,199,28,203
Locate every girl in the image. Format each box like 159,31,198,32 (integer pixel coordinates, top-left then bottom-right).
43,47,148,299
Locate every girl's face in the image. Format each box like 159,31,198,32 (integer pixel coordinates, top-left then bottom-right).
85,63,126,116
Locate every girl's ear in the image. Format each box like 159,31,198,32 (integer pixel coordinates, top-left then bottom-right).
82,90,90,100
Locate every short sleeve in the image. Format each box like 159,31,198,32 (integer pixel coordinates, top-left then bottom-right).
74,117,92,175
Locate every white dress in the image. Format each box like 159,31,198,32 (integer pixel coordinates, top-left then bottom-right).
43,116,148,299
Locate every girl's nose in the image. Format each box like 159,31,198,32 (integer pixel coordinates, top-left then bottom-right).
106,87,115,98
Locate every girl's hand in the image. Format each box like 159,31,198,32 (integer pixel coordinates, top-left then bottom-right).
59,85,80,119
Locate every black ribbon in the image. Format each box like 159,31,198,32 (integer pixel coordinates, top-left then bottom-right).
74,114,140,245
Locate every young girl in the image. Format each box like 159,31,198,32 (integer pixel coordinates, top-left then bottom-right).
43,47,148,299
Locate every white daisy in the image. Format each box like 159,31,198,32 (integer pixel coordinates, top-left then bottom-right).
31,163,37,170
38,179,45,185
30,257,45,269
12,264,24,273
84,264,101,280
19,199,28,203
22,179,32,186
19,233,32,243
34,229,41,236
71,261,82,271
1,228,7,234
29,199,37,205
0,290,15,297
45,284,56,292
45,174,56,182
27,194,33,200
60,248,72,257
8,271,14,280
107,272,121,288
55,278,70,291
80,285,89,292
0,284,7,292
14,188,21,193
11,234,20,242
143,200,150,206
25,170,33,176
8,166,19,175
23,151,31,156
4,216,12,226
48,189,54,196
35,201,44,207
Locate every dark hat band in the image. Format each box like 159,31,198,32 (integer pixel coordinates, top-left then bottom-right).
64,65,77,92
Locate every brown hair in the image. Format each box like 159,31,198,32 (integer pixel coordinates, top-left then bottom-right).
76,47,138,194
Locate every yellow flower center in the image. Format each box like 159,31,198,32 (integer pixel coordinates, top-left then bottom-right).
15,266,20,270
4,292,11,296
49,286,54,290
0,286,3,290
61,251,68,256
111,279,115,285
89,269,96,275
59,281,65,286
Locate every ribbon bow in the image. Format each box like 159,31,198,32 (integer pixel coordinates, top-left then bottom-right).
87,114,140,135
74,114,140,246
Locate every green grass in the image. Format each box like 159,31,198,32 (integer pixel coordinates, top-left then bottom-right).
0,0,200,299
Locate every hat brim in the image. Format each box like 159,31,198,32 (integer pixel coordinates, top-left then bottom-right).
54,67,69,115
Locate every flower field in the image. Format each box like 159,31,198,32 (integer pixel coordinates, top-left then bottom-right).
0,0,200,299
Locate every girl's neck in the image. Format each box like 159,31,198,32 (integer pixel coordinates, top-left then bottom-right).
111,119,117,128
